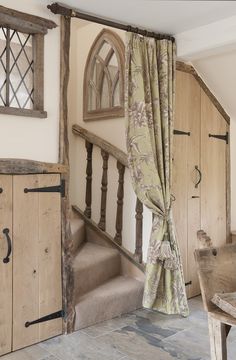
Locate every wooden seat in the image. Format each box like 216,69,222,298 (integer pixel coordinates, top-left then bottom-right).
195,243,236,360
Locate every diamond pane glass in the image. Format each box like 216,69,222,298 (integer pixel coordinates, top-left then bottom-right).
0,27,7,106
9,30,34,109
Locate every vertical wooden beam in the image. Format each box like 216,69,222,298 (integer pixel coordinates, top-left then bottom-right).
33,34,44,111
59,16,74,335
98,150,109,231
226,124,231,243
134,198,143,263
114,161,125,245
208,315,227,360
5,28,10,107
84,141,93,218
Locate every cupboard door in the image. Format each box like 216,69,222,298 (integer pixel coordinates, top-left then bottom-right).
12,174,62,351
201,90,227,247
173,71,201,298
173,71,190,285
0,175,13,356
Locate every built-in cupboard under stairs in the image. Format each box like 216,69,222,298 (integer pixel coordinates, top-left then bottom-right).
71,210,144,330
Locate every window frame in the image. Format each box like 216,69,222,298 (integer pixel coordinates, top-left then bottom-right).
0,5,57,118
83,29,125,121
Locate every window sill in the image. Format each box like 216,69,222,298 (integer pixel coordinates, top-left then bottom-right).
0,106,47,118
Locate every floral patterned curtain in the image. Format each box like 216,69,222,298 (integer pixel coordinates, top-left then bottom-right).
126,33,189,316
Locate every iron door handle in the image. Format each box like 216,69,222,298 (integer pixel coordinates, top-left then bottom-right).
2,228,12,263
195,166,202,188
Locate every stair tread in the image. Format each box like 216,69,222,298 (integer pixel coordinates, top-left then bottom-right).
77,275,143,303
73,242,120,272
74,275,144,330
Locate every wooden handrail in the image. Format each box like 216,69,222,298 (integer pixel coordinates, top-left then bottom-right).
72,124,128,167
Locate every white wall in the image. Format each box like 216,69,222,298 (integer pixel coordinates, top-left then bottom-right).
68,20,151,260
0,0,60,162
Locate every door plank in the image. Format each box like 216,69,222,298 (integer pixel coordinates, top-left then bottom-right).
13,175,40,350
172,71,189,287
201,90,227,248
0,175,12,356
12,174,62,350
38,174,62,341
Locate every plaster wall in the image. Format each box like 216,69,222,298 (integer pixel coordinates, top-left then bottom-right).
0,0,60,162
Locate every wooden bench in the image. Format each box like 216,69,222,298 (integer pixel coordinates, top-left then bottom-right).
195,244,236,360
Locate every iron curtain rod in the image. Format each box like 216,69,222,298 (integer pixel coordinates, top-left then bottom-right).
47,2,175,42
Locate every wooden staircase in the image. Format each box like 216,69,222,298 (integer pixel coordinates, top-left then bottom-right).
71,209,144,330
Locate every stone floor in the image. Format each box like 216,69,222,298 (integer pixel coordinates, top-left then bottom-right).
2,296,236,360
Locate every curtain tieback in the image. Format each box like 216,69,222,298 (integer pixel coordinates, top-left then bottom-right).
157,209,178,271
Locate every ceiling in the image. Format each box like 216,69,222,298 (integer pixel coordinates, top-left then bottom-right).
46,0,236,35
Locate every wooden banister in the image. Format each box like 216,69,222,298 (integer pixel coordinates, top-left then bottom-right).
73,124,144,265
84,141,93,218
72,124,128,167
114,161,125,245
98,150,109,231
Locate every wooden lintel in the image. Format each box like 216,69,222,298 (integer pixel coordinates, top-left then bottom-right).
176,61,230,125
0,5,57,34
0,159,68,174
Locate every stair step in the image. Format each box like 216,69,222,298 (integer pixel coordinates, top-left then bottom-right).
71,216,85,254
73,242,121,299
74,275,144,330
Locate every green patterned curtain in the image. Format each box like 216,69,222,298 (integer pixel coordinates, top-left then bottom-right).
125,33,189,316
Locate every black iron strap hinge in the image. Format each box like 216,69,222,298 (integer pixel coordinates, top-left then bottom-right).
24,179,65,197
173,129,191,136
209,132,228,144
185,281,192,287
25,310,65,328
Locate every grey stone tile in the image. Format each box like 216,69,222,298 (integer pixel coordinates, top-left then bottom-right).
1,345,50,360
40,332,124,360
162,327,210,359
92,325,177,360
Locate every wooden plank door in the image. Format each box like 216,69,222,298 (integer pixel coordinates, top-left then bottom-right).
12,174,62,351
0,175,13,356
200,90,227,248
173,70,201,298
172,71,191,286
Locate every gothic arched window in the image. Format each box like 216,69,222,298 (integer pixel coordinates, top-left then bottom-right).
83,29,125,121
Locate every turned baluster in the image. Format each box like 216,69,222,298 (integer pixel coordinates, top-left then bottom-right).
114,161,125,245
134,198,143,263
84,140,93,218
98,150,109,231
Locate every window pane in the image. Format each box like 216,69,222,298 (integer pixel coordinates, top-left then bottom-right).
113,80,120,107
0,28,7,106
101,74,110,109
9,30,34,109
88,83,97,111
108,52,118,83
98,41,111,60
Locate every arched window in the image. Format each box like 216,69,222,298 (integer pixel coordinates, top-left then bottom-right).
83,29,125,121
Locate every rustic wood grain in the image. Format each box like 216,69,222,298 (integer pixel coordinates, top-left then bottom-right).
59,16,74,335
0,175,12,356
176,61,230,124
0,159,67,174
0,5,57,34
98,150,109,231
33,34,44,112
208,314,227,360
212,292,236,319
72,124,128,167
114,161,125,245
0,106,47,118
